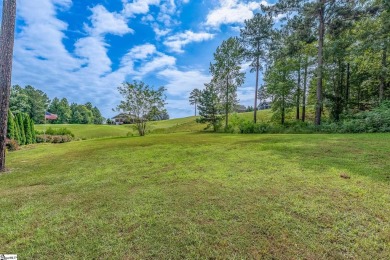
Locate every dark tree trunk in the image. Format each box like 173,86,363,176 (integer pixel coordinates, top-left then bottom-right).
195,101,197,116
315,0,325,126
302,57,308,122
225,75,229,130
0,0,17,172
296,57,301,120
379,39,387,102
254,43,260,123
346,62,350,110
282,93,285,125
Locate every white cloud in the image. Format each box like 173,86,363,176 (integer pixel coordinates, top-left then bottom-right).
206,0,270,28
158,68,211,96
86,5,133,36
122,0,161,17
164,30,214,53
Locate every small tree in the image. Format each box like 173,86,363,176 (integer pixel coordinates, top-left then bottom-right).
24,113,33,144
117,81,166,136
197,82,224,132
6,110,16,140
189,88,201,116
17,113,26,145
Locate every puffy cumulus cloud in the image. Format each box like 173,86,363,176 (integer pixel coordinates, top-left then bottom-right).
122,0,161,17
12,0,178,117
86,5,133,36
157,68,211,96
206,0,270,28
163,30,215,53
120,44,176,79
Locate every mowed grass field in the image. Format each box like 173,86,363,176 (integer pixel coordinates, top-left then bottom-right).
1,132,389,259
34,116,206,139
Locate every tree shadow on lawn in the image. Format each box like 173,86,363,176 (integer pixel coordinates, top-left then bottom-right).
234,135,390,182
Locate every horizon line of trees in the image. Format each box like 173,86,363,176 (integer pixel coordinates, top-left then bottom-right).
190,0,389,130
10,85,105,124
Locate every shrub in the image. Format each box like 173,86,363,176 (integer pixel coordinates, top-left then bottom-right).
45,127,75,137
36,135,73,143
6,139,19,151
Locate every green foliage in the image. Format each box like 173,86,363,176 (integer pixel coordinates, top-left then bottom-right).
117,81,166,136
6,110,16,140
17,113,26,145
210,37,245,128
24,114,33,144
197,82,224,132
9,85,104,125
43,127,75,137
36,135,73,143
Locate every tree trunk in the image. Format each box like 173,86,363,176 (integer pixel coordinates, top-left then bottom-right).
0,0,17,172
346,62,350,110
195,101,197,116
225,75,229,130
254,43,260,123
282,93,285,125
296,57,301,120
379,39,387,102
302,57,308,122
315,0,325,126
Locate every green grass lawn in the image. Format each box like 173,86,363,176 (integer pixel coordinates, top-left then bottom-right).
1,133,389,259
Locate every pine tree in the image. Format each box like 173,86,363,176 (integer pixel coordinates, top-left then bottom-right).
17,113,26,145
24,113,32,144
6,110,16,139
13,112,21,144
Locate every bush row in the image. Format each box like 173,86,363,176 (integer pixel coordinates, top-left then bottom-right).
36,135,73,143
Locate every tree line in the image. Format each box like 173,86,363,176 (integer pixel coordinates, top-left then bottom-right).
10,85,104,124
191,0,389,131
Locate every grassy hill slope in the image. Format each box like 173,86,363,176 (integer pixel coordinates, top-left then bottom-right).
1,133,389,258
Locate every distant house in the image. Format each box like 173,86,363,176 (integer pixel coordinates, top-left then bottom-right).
235,105,247,113
111,113,136,125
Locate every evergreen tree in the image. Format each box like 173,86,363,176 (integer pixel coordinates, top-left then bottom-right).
197,82,224,132
6,110,16,140
189,88,202,116
24,113,33,144
210,37,245,129
17,113,26,145
240,13,273,123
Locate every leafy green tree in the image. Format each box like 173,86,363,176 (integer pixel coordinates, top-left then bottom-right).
117,81,166,136
211,37,245,129
9,85,30,114
197,82,224,132
24,85,50,123
92,106,104,124
240,13,273,123
264,59,296,125
48,97,72,123
189,88,202,116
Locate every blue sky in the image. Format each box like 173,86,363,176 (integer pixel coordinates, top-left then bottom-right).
8,0,273,119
